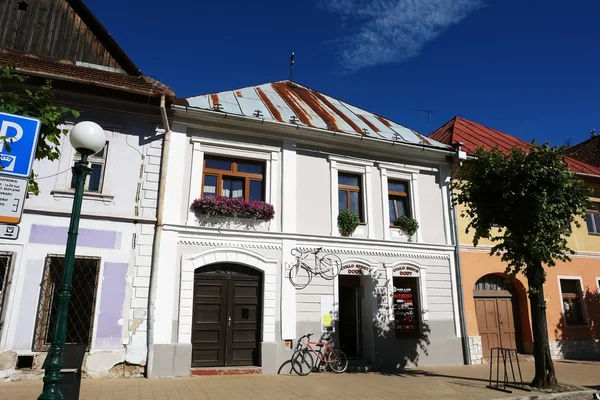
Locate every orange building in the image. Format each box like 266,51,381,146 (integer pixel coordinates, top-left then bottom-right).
431,117,600,363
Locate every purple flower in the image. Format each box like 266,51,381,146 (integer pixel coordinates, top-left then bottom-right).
190,196,275,221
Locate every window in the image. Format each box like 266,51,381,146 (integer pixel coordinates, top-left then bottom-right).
585,203,600,235
388,180,410,224
70,142,109,192
202,155,265,201
338,173,363,221
393,277,420,337
33,256,101,350
560,279,586,326
0,253,12,337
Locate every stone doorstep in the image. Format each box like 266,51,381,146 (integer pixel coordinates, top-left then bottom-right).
190,366,262,376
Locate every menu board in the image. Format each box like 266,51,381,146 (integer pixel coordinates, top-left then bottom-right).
393,278,419,335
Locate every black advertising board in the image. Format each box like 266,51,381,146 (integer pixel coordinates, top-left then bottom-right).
393,278,419,335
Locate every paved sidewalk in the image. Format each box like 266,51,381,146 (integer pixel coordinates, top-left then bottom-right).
1,360,599,400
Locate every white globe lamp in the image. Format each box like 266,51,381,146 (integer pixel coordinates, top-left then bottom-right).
69,121,105,155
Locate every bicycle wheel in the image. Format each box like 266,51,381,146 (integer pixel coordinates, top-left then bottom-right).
327,349,348,373
319,254,341,280
289,262,312,289
291,349,314,376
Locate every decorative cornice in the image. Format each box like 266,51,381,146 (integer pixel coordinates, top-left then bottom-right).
178,239,282,250
296,246,449,260
460,245,600,259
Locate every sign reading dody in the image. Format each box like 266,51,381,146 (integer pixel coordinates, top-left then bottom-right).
0,112,41,178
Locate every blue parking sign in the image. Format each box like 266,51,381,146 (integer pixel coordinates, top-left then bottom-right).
0,112,41,178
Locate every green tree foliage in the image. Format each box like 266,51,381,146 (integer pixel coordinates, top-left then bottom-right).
455,145,591,388
0,64,79,194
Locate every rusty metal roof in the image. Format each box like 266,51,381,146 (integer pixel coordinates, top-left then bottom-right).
430,116,600,176
182,80,446,147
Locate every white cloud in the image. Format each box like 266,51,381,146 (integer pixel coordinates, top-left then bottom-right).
320,0,483,72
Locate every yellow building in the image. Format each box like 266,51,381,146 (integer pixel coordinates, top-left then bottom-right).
431,117,600,363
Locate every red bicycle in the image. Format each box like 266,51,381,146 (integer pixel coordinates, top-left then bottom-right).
291,333,348,375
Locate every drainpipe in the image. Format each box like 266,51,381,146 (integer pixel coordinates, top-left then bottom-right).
146,94,171,378
450,148,471,365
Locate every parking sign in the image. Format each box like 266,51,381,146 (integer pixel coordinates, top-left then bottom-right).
0,112,41,178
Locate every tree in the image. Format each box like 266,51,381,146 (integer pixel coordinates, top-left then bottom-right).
0,64,79,194
455,145,591,388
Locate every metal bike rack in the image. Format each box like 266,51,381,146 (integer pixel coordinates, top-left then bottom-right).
486,347,531,393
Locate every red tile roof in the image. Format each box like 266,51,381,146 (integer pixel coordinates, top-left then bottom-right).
429,116,600,176
562,135,600,168
0,50,174,98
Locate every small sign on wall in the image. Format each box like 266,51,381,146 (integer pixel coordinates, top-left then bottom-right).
339,263,374,276
392,265,421,277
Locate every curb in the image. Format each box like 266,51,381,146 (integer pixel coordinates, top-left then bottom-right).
496,389,597,400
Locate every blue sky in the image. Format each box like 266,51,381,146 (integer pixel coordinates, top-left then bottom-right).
87,0,600,146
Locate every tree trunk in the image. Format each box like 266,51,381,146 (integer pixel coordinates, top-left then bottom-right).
526,264,558,388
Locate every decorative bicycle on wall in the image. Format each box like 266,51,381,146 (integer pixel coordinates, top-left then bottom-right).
288,247,341,289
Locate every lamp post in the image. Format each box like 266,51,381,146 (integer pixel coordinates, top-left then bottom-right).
39,121,106,400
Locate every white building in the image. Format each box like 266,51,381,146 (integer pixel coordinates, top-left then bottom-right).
0,0,173,378
149,80,466,376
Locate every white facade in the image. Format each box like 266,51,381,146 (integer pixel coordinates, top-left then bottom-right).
0,101,163,379
149,86,465,376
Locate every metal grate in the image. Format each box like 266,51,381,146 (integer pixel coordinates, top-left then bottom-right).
0,253,13,337
33,256,101,351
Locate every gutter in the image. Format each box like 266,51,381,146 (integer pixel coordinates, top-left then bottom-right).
172,105,457,159
449,149,471,365
146,94,171,378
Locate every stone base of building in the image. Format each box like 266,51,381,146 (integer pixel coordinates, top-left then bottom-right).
549,340,600,360
468,336,484,364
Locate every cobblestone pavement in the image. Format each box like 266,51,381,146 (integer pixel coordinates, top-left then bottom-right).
0,360,598,400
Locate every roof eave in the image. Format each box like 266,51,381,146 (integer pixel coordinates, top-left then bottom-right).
173,104,456,159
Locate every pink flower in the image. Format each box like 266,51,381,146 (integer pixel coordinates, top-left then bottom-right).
190,196,275,221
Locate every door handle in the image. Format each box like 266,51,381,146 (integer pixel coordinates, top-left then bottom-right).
228,316,232,326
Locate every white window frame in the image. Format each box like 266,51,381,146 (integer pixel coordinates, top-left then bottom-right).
329,156,374,238
70,141,109,193
378,163,421,242
585,202,600,235
187,137,280,231
385,261,429,326
557,275,588,327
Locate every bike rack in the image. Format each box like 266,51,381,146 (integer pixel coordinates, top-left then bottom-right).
486,347,531,393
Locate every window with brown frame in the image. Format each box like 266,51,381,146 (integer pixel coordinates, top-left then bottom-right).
388,180,410,225
585,202,600,235
560,279,586,326
202,155,265,202
338,173,364,221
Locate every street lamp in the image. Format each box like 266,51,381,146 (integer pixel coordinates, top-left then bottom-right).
39,121,105,400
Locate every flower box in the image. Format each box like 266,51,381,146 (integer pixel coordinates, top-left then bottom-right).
190,197,275,221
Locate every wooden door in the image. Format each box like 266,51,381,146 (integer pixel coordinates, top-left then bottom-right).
475,298,500,357
496,298,517,350
474,297,517,357
226,279,260,366
192,265,262,368
191,278,229,367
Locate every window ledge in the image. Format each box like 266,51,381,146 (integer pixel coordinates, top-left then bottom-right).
51,189,115,202
587,233,600,236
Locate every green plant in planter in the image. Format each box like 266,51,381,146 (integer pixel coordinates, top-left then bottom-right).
338,210,360,237
394,216,419,241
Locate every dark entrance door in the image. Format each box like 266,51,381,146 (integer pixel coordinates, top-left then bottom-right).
191,264,262,367
338,275,362,358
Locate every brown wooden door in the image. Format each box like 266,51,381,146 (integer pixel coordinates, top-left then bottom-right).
474,297,517,357
496,298,517,350
191,278,228,367
192,265,261,368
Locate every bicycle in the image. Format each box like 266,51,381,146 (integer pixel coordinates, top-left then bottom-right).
289,247,342,289
291,333,348,375
289,333,314,375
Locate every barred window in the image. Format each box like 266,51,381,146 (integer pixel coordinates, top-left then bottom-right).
0,253,13,337
33,256,101,351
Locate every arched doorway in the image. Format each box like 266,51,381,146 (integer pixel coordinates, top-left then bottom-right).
473,274,523,356
191,263,262,367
